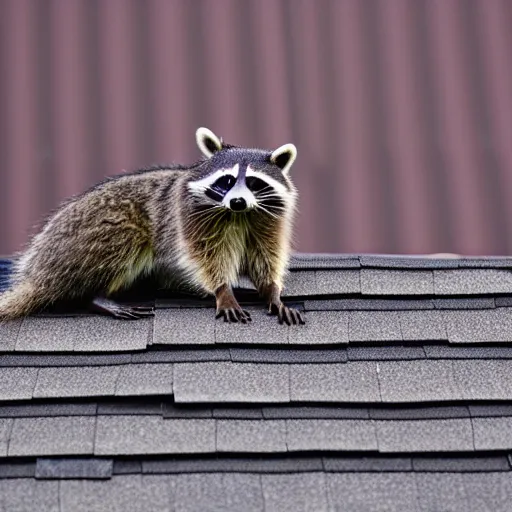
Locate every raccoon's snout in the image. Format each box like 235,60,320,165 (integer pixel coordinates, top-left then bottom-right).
230,198,247,211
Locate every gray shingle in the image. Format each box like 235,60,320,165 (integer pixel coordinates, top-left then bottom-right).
399,310,447,341
262,473,329,512
0,402,97,418
347,346,426,361
434,269,512,295
0,319,21,352
33,365,121,398
290,311,349,345
229,347,348,363
263,406,370,420
16,316,150,352
305,298,434,311
369,405,469,420
115,363,173,396
0,419,12,456
286,419,378,452
473,417,512,450
216,420,287,452
359,255,460,269
0,367,38,400
291,363,380,403
424,345,512,359
0,462,35,478
212,408,261,419
316,270,361,295
215,308,289,345
99,400,162,416
463,473,512,512
94,416,216,455
291,253,361,270
163,404,213,419
376,419,474,453
469,404,512,417
323,456,412,472
283,271,318,296
412,456,510,472
360,269,434,295
349,311,402,342
416,473,469,512
174,474,263,512
131,348,230,363
377,361,460,403
326,473,419,512
0,353,132,367
36,458,113,479
452,360,512,400
153,308,215,345
8,416,96,456
0,479,59,512
444,309,512,343
59,474,173,512
433,297,496,309
174,362,290,403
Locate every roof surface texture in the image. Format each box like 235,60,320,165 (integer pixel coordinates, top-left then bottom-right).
1,253,512,510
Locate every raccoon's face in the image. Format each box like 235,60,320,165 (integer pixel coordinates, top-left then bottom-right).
187,127,298,217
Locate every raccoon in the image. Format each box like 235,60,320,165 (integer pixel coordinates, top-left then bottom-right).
0,127,304,325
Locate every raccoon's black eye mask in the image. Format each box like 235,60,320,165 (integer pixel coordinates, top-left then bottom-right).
246,176,269,193
205,175,236,201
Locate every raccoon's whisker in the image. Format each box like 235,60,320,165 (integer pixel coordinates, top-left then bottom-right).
255,204,280,220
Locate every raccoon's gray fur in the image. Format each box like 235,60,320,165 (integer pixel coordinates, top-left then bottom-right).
0,127,304,325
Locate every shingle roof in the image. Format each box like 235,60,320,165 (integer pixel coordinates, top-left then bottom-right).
2,253,512,510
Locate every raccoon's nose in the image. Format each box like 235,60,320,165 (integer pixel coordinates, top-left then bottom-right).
230,197,247,211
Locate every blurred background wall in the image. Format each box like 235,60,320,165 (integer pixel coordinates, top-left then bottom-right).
1,0,511,256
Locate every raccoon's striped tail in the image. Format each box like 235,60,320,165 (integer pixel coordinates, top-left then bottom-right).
0,281,43,322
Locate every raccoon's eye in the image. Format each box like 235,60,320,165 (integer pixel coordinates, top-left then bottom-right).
209,175,236,195
246,177,269,193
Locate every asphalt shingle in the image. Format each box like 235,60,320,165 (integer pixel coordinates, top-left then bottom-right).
16,316,150,352
416,473,469,512
0,419,12,456
290,363,380,403
216,420,287,452
473,417,512,451
323,456,412,472
33,365,121,398
94,416,216,455
286,419,378,452
36,458,113,479
290,311,349,345
399,310,447,341
153,308,215,345
434,269,512,295
173,362,290,403
326,473,420,512
0,319,21,352
412,456,510,472
377,361,460,403
0,367,38,401
452,360,512,401
283,271,317,296
0,479,59,512
262,473,329,512
444,309,512,343
349,311,402,342
316,270,361,295
8,416,96,456
462,473,512,512
360,269,434,296
115,363,173,396
376,419,474,453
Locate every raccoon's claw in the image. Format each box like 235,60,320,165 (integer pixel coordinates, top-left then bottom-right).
91,297,155,320
269,303,305,326
216,308,252,324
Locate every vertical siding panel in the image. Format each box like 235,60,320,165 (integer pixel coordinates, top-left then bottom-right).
330,0,383,252
284,0,338,252
146,0,192,163
197,0,243,141
50,0,90,198
475,0,512,253
3,0,39,252
97,0,140,173
377,0,435,253
426,0,491,254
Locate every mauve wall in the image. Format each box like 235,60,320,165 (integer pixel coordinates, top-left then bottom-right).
1,0,512,256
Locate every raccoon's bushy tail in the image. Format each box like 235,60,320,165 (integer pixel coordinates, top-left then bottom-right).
0,281,43,322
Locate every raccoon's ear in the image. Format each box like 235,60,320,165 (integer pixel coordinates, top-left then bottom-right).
270,143,297,175
196,127,223,158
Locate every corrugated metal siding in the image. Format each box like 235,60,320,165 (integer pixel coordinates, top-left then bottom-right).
1,0,512,256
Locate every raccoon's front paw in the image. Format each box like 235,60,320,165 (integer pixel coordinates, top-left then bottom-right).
216,307,252,324
269,303,305,326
